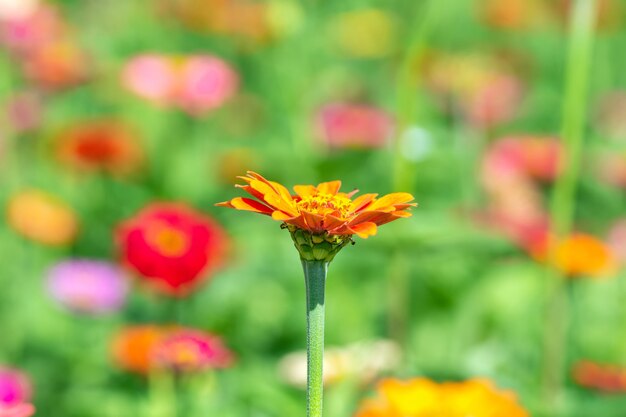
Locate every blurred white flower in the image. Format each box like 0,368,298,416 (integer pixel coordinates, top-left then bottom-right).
0,0,38,21
278,339,401,388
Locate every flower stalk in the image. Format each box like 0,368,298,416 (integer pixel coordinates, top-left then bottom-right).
543,0,597,409
302,259,328,417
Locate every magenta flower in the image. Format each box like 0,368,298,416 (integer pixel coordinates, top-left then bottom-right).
315,103,394,149
0,368,34,417
122,53,238,115
47,259,129,315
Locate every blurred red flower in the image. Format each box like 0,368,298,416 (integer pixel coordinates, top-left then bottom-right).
573,361,626,393
55,120,143,176
116,203,228,295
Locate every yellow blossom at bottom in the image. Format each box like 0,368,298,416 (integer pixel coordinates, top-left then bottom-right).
355,378,528,417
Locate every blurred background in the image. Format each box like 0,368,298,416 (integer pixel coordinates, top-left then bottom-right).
1,0,626,416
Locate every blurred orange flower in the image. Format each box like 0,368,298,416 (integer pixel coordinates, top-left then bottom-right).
218,171,416,239
480,0,548,30
112,325,233,374
354,378,528,417
534,233,618,278
116,203,228,295
22,39,88,89
112,325,165,374
55,120,143,176
158,0,272,43
6,189,78,246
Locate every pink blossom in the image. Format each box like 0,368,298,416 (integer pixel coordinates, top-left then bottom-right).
465,75,523,128
315,103,394,149
177,55,239,114
122,54,175,104
121,54,238,115
0,368,34,417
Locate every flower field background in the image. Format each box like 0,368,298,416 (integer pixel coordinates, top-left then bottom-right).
2,0,626,416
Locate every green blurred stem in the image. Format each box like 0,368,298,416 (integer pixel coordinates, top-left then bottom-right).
148,370,177,417
302,260,328,417
542,0,596,408
387,0,438,349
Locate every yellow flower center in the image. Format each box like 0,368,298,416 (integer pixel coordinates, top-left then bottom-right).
146,223,190,257
296,193,352,216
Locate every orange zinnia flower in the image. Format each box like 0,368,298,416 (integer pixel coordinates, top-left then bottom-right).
534,233,618,278
6,189,78,246
217,171,416,261
355,378,529,417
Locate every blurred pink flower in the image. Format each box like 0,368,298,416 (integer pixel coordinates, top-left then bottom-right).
595,152,626,187
0,404,35,417
121,54,238,115
482,136,562,190
465,75,523,128
0,368,34,417
177,55,239,114
607,219,626,262
122,54,175,104
5,91,41,133
0,4,61,53
47,259,129,315
595,92,626,142
423,51,526,128
315,103,394,149
478,135,562,253
154,328,235,372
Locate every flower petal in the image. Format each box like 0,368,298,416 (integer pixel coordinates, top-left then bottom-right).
366,193,415,212
349,193,378,213
218,197,273,214
322,214,347,232
349,222,378,238
293,184,317,198
301,210,325,233
316,180,342,195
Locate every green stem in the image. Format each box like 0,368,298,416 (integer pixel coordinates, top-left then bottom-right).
542,0,596,410
302,260,328,417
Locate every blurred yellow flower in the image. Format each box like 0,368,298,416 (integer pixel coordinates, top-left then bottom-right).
330,9,397,59
7,190,78,246
355,378,528,417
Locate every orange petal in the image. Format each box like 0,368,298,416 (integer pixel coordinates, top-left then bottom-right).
284,214,309,230
349,222,378,238
316,180,342,195
224,197,273,214
235,185,266,201
270,180,294,203
348,210,391,226
322,214,347,232
293,185,317,198
264,193,298,216
301,210,325,233
375,211,413,226
366,193,415,212
349,193,378,213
